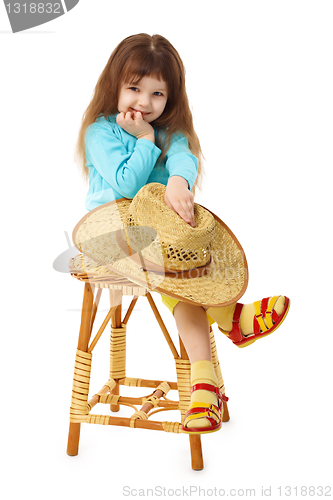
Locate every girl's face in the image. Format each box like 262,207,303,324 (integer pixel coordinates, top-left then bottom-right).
117,75,168,123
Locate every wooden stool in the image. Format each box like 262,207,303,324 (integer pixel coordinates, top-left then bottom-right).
66,255,230,470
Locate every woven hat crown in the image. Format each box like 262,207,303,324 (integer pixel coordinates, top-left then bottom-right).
125,183,216,271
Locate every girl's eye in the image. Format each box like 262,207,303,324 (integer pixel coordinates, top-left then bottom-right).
129,87,139,92
154,92,163,96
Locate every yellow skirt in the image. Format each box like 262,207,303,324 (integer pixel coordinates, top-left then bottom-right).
161,294,215,326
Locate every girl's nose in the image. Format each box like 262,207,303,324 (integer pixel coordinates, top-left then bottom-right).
138,94,150,108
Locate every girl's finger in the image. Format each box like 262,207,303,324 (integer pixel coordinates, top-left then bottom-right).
179,200,194,227
187,200,195,227
164,195,176,212
176,200,192,226
165,196,195,227
116,112,125,124
125,111,134,121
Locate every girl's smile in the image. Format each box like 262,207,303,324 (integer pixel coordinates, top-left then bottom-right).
118,75,168,123
130,108,150,116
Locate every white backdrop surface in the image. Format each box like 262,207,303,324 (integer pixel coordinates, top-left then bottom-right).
1,1,332,498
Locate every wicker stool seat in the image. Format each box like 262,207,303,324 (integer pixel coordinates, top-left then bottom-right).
67,254,230,470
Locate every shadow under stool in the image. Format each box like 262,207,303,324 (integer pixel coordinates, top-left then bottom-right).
66,254,230,470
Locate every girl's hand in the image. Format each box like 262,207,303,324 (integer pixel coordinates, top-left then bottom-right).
116,111,155,143
164,176,195,227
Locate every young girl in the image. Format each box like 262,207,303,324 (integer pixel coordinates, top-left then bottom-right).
76,33,289,434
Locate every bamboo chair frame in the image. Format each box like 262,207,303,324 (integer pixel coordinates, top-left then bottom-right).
67,272,230,471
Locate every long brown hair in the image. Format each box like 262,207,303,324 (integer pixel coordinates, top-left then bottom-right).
76,33,203,193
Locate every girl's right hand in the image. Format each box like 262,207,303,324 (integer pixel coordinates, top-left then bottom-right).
164,176,195,227
116,111,155,143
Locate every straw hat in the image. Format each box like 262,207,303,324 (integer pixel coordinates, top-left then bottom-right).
72,183,248,307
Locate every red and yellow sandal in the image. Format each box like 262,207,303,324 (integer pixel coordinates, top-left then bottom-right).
181,383,229,435
219,295,290,348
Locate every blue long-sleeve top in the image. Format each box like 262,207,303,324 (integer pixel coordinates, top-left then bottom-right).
84,115,198,211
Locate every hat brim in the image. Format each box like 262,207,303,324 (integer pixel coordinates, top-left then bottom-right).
72,198,248,307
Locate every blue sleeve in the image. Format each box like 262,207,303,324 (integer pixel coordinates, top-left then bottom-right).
85,125,161,199
165,133,198,190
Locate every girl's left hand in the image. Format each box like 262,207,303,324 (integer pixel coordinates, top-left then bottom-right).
164,176,195,227
116,111,155,142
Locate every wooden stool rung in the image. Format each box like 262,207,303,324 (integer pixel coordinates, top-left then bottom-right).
122,296,139,324
89,288,102,334
92,395,178,408
88,305,119,353
88,378,178,411
145,292,179,359
84,414,182,433
120,377,178,390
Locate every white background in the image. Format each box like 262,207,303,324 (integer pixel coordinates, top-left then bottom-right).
1,1,332,498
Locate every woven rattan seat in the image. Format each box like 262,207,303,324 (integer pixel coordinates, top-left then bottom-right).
67,253,230,470
69,254,148,293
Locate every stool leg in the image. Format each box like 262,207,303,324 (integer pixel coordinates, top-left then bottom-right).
179,337,204,471
67,282,95,456
67,423,81,456
109,290,123,412
189,435,204,471
222,400,230,422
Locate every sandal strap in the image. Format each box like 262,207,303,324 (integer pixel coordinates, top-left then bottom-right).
185,404,220,420
191,383,229,403
186,405,219,415
223,302,244,343
184,414,218,427
265,296,280,328
254,300,268,333
254,296,281,332
183,402,221,426
187,402,221,416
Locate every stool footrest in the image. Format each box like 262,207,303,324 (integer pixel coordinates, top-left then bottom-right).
87,378,179,413
84,414,182,433
90,393,178,408
120,377,178,390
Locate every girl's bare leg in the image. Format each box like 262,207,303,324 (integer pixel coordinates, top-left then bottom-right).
173,301,211,363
